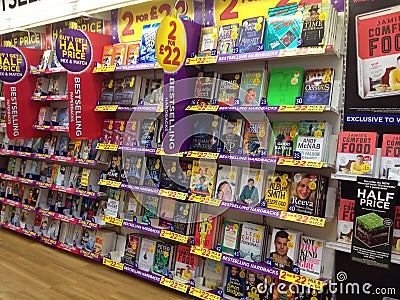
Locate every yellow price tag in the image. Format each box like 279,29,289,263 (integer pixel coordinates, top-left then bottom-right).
188,195,222,207
93,65,116,73
95,105,118,112
361,164,371,173
96,143,119,151
186,151,219,159
98,179,122,188
277,158,294,166
277,105,325,113
190,246,222,261
103,257,124,270
160,230,188,243
159,277,189,293
279,47,325,57
155,148,183,157
189,287,220,300
185,56,218,65
185,105,219,112
158,189,187,200
101,215,123,227
280,212,326,227
304,161,324,169
279,270,323,290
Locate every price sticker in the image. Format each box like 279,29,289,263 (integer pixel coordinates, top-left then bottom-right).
188,195,222,207
280,212,326,227
95,105,119,112
304,161,324,169
160,230,189,243
186,151,219,159
279,271,323,290
277,105,325,113
158,189,187,200
189,287,220,300
96,143,119,151
156,148,183,157
361,164,371,173
103,257,124,271
190,246,222,261
185,105,219,112
101,215,123,226
185,56,218,65
160,277,189,293
98,179,122,188
93,65,116,73
277,158,294,166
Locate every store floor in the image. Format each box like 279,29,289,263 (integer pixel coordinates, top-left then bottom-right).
0,228,191,300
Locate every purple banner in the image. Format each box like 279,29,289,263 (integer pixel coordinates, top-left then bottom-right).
56,29,92,73
219,201,281,219
218,106,279,113
120,184,159,195
122,220,162,236
0,47,27,83
218,154,277,165
221,255,280,278
119,146,157,154
123,264,162,283
217,50,280,63
116,63,156,71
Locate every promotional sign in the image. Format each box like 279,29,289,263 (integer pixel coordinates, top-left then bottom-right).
2,31,45,49
55,29,92,73
351,177,397,269
0,46,26,83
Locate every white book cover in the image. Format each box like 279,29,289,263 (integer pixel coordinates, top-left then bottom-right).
297,121,327,162
239,222,266,262
237,167,265,206
269,227,302,271
214,165,239,202
137,237,157,272
298,235,325,278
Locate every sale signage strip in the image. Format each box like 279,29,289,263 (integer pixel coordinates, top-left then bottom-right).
351,177,397,269
2,31,45,49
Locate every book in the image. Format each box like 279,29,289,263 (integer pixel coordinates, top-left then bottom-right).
198,26,219,57
267,67,305,106
139,118,159,148
48,77,60,95
225,265,246,298
216,72,241,106
153,241,175,276
335,131,378,176
265,4,303,51
238,16,265,53
100,119,114,145
298,236,325,278
215,165,239,202
217,23,240,54
137,237,157,272
112,119,126,146
265,171,291,211
139,23,159,63
193,71,217,106
101,45,113,66
141,195,160,224
124,155,144,185
243,120,268,157
123,191,142,220
380,134,400,180
269,121,299,158
93,229,117,256
238,167,265,206
111,43,127,66
123,119,140,147
173,201,195,236
221,220,241,255
174,245,199,281
194,213,222,250
269,228,302,272
239,69,267,106
143,79,163,106
203,259,224,289
143,157,161,187
81,228,96,252
105,153,121,182
337,198,355,244
300,3,332,47
111,78,125,105
126,41,141,65
239,222,268,263
158,197,175,229
191,114,223,153
121,75,142,106
189,160,217,198
38,50,52,70
124,233,141,266
99,79,114,106
220,118,244,154
37,106,49,126
296,120,330,162
393,206,400,254
303,68,334,105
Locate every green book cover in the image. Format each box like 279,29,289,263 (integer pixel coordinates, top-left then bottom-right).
267,67,304,106
222,220,241,255
269,121,299,158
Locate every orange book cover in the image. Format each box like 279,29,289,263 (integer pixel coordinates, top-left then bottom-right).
102,45,114,66
111,43,128,66
126,42,141,65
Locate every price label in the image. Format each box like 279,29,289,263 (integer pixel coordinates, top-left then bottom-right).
185,56,218,65
277,158,294,166
160,277,189,293
156,15,186,74
185,105,219,112
279,47,325,57
103,257,124,271
304,161,324,169
277,105,325,113
187,151,219,159
95,105,119,112
101,215,123,226
277,158,323,169
96,143,119,151
190,246,222,261
155,148,183,157
188,195,222,207
279,270,323,291
160,230,189,243
93,65,116,73
189,287,220,300
158,189,187,200
279,212,326,227
98,179,122,188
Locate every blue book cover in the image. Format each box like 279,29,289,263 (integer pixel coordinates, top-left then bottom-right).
239,70,266,106
238,17,265,53
217,23,240,54
58,108,68,127
139,23,160,63
225,265,246,298
303,68,334,105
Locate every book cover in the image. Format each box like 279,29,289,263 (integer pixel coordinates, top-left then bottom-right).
194,213,219,249
139,23,159,63
269,121,299,158
138,237,157,272
217,23,239,54
267,67,305,106
238,17,265,53
191,114,223,153
139,118,158,148
143,157,161,187
238,167,265,206
198,26,219,57
337,198,355,244
37,106,49,126
300,3,331,47
143,79,163,106
239,69,267,106
269,228,302,271
141,195,160,224
123,191,142,220
124,233,141,266
124,119,140,147
303,68,334,105
173,201,192,236
222,220,241,255
225,265,246,298
296,121,328,162
111,43,127,66
220,118,244,155
203,259,224,289
112,119,126,146
265,4,303,51
38,50,52,70
298,235,325,278
265,171,291,211
217,73,241,106
215,165,239,202
174,245,198,281
380,134,400,180
243,120,268,157
111,78,125,105
101,119,114,144
100,79,114,105
153,241,174,276
158,197,175,229
124,155,143,185
101,45,113,66
245,271,269,300
193,71,217,106
121,75,141,106
335,131,378,176
239,222,267,263
189,160,217,198
126,41,141,65
48,77,60,95
393,206,400,254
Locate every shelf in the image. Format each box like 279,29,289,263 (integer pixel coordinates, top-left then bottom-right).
186,105,338,114
0,172,101,199
93,62,161,73
31,95,69,102
0,222,38,239
29,67,67,75
32,124,69,133
94,104,163,113
326,242,400,265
